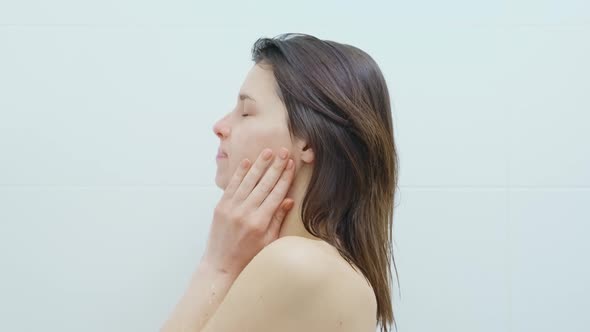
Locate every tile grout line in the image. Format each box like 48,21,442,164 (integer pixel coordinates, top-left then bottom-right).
506,185,513,332
0,23,589,28
506,91,513,332
0,184,589,189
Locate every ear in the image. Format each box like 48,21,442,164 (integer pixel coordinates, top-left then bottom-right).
298,141,314,164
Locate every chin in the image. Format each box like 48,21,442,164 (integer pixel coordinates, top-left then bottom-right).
214,176,222,189
214,174,228,190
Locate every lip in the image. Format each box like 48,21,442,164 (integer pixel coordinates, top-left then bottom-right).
216,148,228,159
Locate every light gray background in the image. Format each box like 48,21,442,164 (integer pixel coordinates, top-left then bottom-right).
1,1,589,331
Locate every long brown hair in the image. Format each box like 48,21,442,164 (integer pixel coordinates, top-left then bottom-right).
251,33,399,332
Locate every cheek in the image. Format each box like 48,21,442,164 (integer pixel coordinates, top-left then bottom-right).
259,126,293,150
232,123,292,164
233,132,266,158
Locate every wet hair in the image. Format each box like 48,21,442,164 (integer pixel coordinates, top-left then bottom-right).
250,33,399,332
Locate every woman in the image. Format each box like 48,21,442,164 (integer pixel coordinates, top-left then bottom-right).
161,33,399,332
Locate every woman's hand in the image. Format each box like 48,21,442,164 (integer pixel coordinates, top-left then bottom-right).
201,147,296,277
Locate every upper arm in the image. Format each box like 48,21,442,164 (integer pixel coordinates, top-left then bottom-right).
200,236,328,332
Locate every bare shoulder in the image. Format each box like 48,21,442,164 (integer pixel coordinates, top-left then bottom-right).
258,235,331,280
201,235,377,332
267,236,378,331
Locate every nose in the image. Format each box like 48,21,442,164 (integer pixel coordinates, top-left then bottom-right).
213,113,230,139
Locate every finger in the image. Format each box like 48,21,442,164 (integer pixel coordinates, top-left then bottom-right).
245,147,290,208
258,159,296,218
222,158,251,199
268,198,294,237
233,148,274,202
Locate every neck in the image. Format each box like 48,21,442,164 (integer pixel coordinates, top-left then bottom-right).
277,163,322,241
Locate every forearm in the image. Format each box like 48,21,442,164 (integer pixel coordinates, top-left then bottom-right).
160,260,237,332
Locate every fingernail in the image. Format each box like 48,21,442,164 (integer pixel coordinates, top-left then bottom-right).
284,200,294,210
279,148,288,160
241,159,250,169
287,159,294,170
263,149,272,160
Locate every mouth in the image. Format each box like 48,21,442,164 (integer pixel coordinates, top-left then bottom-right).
216,148,228,159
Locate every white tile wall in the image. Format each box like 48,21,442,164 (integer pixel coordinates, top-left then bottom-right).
392,189,509,332
510,190,590,331
0,186,222,331
1,1,588,332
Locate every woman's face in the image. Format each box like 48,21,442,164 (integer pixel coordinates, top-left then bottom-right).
212,63,298,190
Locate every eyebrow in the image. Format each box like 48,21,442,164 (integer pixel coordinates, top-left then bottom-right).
239,93,257,103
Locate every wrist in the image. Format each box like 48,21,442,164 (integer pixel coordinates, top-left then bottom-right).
198,257,237,279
